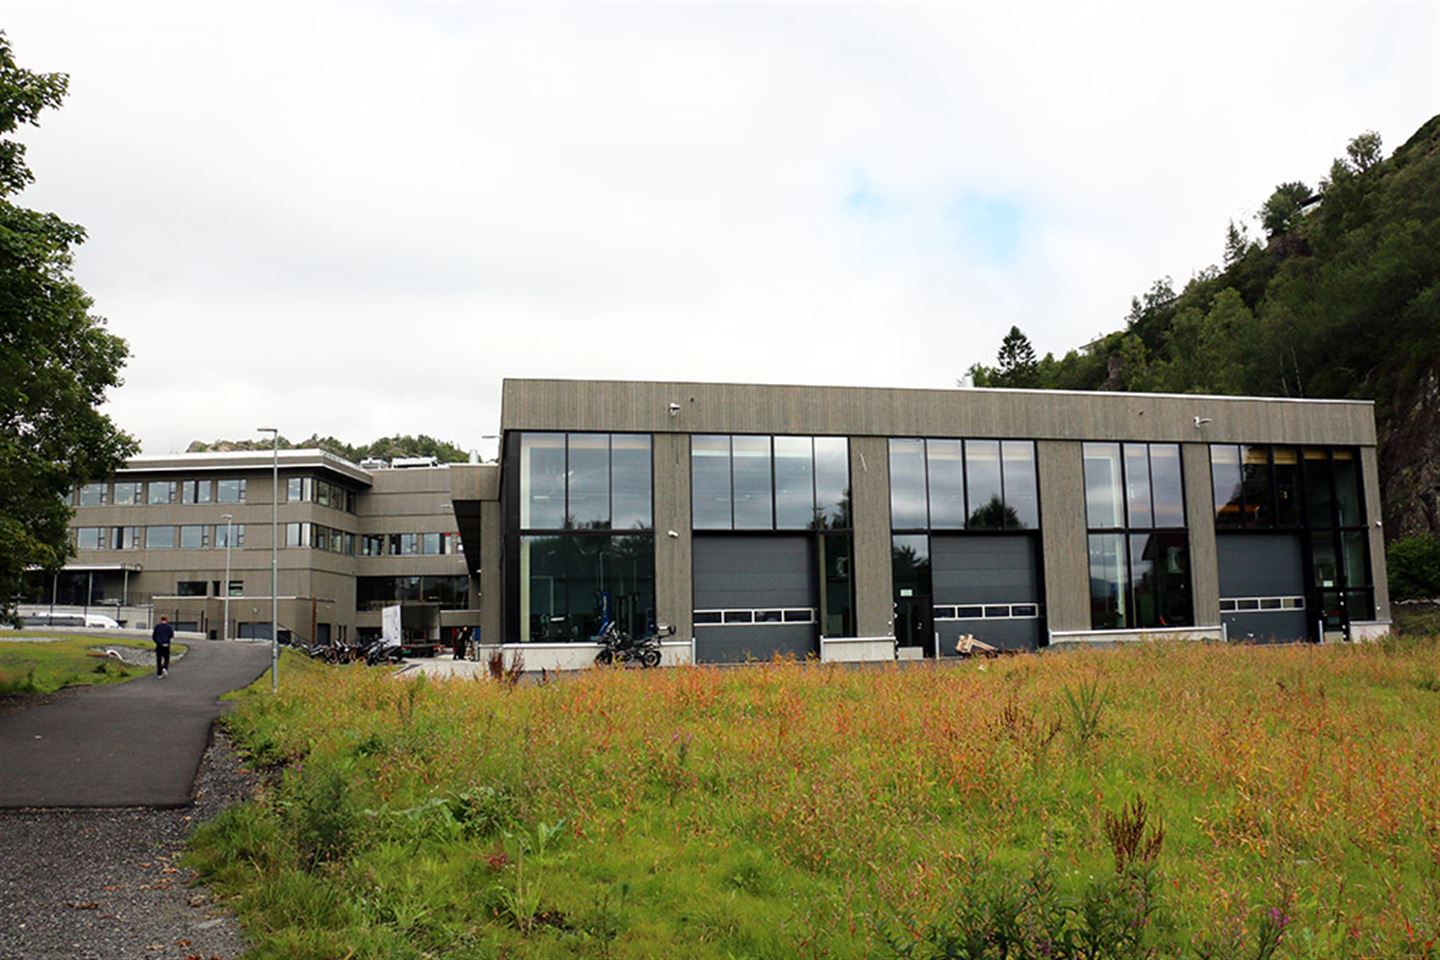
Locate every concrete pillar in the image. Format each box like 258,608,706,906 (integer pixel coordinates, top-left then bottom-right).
1361,445,1390,622
1037,440,1089,633
850,436,893,638
479,500,503,643
1183,442,1221,626
652,433,693,641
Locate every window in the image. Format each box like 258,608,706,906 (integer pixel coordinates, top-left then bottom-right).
889,438,1038,531
357,575,471,610
75,527,104,550
390,533,419,555
692,435,851,531
215,523,245,548
521,433,653,531
112,526,141,550
179,525,209,549
216,479,246,503
146,526,176,549
1084,443,1191,630
148,481,176,505
286,522,308,547
78,483,106,506
287,477,304,501
519,534,654,641
422,532,443,555
182,480,212,504
227,580,243,597
176,581,208,597
362,534,384,556
113,481,142,505
1211,444,1374,620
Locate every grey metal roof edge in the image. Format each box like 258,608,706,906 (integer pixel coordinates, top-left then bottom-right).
500,377,1375,407
121,448,373,484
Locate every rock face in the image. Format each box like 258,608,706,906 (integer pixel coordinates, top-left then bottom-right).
1380,361,1440,538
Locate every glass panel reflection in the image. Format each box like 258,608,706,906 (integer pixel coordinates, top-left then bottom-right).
732,436,773,530
1242,446,1273,527
965,440,1004,529
567,434,610,530
1124,443,1153,529
691,435,732,530
1332,449,1362,526
774,436,815,529
1088,533,1127,629
610,434,652,531
1001,441,1038,529
889,439,928,529
1149,444,1184,528
926,440,965,529
1273,447,1300,527
521,434,566,530
1083,443,1124,529
814,437,851,529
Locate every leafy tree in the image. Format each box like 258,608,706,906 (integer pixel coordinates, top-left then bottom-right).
1260,181,1313,238
0,33,137,625
1346,130,1382,173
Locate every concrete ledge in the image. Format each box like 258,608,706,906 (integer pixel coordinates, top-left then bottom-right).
1349,620,1392,642
477,639,695,672
1048,625,1223,646
820,636,896,663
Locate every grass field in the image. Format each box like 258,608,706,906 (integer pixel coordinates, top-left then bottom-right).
192,639,1440,959
0,632,176,694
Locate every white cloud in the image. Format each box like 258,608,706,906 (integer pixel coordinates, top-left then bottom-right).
7,0,1438,453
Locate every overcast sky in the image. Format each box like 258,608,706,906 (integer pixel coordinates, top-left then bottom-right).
8,1,1439,456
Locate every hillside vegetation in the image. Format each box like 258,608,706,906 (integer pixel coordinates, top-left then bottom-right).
186,434,471,464
970,116,1440,545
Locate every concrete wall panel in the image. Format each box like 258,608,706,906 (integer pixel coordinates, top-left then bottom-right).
1183,442,1221,627
1037,440,1088,633
850,436,892,638
652,433,692,642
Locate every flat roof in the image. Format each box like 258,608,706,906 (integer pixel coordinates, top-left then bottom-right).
120,449,373,486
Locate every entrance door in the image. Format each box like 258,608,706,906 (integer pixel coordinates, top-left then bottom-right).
893,594,934,657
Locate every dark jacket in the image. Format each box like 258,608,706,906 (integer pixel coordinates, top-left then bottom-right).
152,621,174,647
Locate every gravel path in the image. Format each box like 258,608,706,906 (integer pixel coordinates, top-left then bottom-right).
0,729,253,960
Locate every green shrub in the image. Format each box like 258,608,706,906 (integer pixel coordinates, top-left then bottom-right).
1388,534,1440,600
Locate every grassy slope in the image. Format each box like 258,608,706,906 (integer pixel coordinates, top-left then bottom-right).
0,632,184,694
191,641,1440,959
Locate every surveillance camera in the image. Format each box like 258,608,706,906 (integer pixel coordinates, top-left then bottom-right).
668,402,681,416
1193,416,1213,428
667,530,679,538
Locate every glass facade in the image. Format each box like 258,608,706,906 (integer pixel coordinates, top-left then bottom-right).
1083,442,1191,630
358,575,469,610
511,432,657,643
692,436,849,531
1212,444,1374,621
888,438,1038,531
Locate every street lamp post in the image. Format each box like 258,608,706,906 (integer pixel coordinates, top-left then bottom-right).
258,427,279,692
221,514,233,642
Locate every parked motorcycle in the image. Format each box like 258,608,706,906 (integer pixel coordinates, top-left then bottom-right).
362,635,406,666
594,622,673,668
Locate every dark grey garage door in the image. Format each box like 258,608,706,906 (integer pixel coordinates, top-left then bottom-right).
1217,533,1308,643
931,535,1043,654
693,535,816,663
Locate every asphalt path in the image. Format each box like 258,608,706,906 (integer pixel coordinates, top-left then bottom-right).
0,639,271,809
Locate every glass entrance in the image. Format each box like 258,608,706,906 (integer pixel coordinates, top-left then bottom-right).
892,534,934,656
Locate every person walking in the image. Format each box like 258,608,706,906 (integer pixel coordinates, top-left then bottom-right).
152,615,174,677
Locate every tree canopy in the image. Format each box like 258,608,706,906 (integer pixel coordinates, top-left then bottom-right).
0,32,137,624
187,433,473,464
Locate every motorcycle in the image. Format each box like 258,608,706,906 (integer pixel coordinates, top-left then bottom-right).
362,635,406,666
594,622,673,668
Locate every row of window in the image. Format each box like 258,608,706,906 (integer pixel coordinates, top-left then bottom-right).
75,524,246,551
285,522,356,555
889,438,1038,531
693,435,851,531
176,580,244,598
287,476,358,513
1211,445,1362,529
357,575,470,610
360,532,463,557
519,433,653,531
75,478,250,506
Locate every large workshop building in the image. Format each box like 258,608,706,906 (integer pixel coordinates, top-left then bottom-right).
28,379,1390,659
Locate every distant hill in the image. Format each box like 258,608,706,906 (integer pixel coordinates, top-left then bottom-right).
186,434,472,464
968,115,1440,540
